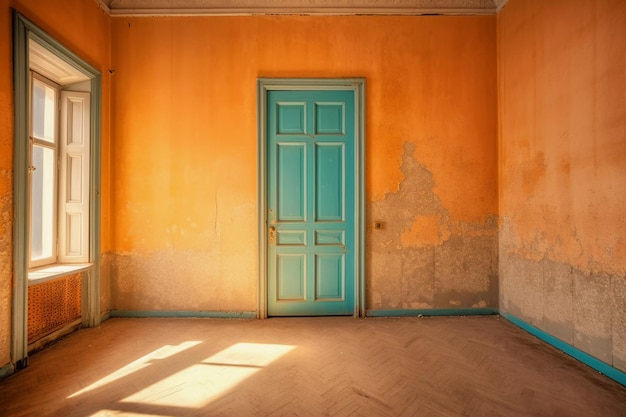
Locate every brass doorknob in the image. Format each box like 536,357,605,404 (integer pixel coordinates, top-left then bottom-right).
269,226,276,243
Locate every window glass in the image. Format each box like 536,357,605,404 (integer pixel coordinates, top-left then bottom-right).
32,79,56,143
30,144,55,261
30,74,58,266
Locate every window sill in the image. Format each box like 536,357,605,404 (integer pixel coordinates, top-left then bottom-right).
28,263,93,285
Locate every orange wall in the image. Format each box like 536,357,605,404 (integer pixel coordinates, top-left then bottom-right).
498,0,626,371
0,0,111,369
1,0,621,381
110,15,498,312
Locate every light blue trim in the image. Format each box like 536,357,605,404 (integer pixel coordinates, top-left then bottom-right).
501,312,626,387
355,80,366,318
257,80,268,319
86,72,103,328
257,78,366,319
367,308,499,317
11,9,30,373
0,363,15,381
109,310,257,319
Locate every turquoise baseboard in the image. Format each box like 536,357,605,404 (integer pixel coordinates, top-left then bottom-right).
109,310,256,319
366,308,625,386
366,308,498,317
501,312,626,386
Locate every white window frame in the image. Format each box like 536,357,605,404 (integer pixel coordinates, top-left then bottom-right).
28,72,61,269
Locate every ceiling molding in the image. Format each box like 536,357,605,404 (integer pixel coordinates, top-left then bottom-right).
104,0,506,16
98,0,111,14
494,0,509,13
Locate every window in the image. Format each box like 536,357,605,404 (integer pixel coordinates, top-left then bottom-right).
29,73,59,267
13,12,103,367
28,69,91,271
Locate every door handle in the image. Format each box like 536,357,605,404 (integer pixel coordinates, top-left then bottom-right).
269,226,276,244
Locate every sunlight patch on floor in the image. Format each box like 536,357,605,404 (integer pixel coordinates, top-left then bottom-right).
68,341,203,399
120,343,295,409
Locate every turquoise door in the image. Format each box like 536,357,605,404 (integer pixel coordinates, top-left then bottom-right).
267,90,355,316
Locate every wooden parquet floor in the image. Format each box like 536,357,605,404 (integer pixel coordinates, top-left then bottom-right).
0,316,624,417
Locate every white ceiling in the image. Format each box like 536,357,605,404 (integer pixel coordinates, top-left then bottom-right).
99,0,509,16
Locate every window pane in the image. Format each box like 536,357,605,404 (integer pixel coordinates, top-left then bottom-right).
32,79,57,143
31,145,55,261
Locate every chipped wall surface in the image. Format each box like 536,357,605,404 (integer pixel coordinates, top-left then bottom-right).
0,0,111,370
100,253,113,317
498,0,626,371
0,0,14,371
110,15,497,312
368,142,498,310
0,174,11,368
111,250,256,311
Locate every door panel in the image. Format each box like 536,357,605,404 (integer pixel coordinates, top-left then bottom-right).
277,254,306,300
277,143,306,221
268,90,355,316
316,143,344,221
315,254,345,300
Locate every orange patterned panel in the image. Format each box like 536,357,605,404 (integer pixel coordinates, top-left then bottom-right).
28,273,82,343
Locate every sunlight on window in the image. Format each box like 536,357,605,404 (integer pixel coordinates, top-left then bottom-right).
32,79,56,143
30,144,55,261
30,77,58,263
68,341,202,399
120,342,295,409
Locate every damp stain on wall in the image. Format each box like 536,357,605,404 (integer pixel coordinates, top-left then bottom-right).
500,251,626,372
498,0,626,372
367,141,498,311
99,253,113,315
109,199,258,312
0,169,12,365
0,0,14,367
111,248,256,312
108,14,497,316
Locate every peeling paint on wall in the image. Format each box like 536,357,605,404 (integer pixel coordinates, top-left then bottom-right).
100,253,113,317
498,0,626,373
368,142,498,311
0,169,13,366
109,14,496,316
500,251,626,372
0,0,13,369
111,249,257,312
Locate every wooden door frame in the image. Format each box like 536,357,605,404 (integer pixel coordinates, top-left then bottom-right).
257,78,366,319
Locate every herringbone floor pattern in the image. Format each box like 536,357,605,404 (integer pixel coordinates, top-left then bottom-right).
0,316,624,417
